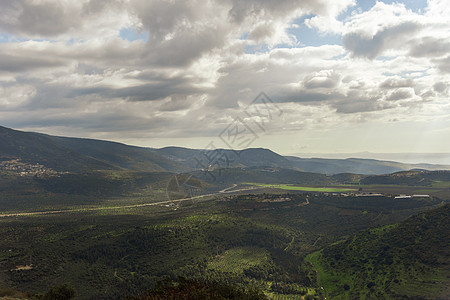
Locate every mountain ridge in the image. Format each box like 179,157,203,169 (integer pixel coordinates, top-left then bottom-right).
1,125,449,175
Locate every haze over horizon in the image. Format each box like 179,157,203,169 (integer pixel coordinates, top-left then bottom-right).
289,151,450,165
1,0,449,157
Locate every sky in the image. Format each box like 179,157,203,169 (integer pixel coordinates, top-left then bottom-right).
0,0,449,158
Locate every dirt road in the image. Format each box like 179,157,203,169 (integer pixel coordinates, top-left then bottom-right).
0,184,261,218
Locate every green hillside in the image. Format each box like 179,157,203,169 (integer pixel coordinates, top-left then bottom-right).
0,170,210,212
2,125,450,175
191,167,336,187
310,204,450,299
361,170,450,186
0,126,117,172
47,136,188,173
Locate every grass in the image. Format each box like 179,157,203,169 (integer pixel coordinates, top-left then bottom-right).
207,247,270,274
307,251,333,297
431,180,450,188
244,183,357,192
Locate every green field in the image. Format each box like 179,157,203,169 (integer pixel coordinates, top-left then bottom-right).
245,183,357,192
207,247,271,274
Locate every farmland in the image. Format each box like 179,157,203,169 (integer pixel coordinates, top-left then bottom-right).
244,183,357,192
0,186,446,299
244,181,450,200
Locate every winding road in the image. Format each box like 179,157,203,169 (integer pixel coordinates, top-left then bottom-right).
0,184,262,218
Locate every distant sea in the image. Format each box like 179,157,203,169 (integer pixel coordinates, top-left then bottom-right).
291,152,450,166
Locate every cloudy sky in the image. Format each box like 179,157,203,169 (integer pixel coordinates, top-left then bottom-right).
1,0,449,158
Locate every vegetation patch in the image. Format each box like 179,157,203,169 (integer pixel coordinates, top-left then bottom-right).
314,204,450,299
207,247,271,275
0,191,446,299
244,183,357,192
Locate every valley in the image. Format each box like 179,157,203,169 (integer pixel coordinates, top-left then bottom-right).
0,126,449,299
2,2,450,299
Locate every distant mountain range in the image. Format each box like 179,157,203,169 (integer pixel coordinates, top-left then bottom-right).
1,125,449,175
294,152,450,165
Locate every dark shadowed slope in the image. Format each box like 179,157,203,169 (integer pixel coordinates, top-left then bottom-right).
0,126,116,171
47,136,188,173
156,146,296,170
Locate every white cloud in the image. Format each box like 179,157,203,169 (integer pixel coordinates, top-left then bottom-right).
0,0,131,39
0,84,35,108
303,70,341,89
0,0,449,153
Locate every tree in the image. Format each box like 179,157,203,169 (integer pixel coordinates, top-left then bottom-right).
43,284,75,300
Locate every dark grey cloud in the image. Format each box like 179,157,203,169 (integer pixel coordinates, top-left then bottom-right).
433,55,450,74
420,89,435,100
0,51,68,72
343,22,420,59
82,0,122,16
333,89,393,114
143,25,225,67
228,0,297,24
0,1,25,34
248,22,276,43
379,77,414,89
113,83,199,102
409,37,450,57
126,1,230,67
68,81,201,102
1,98,223,140
159,95,193,112
335,100,386,114
0,108,170,134
0,0,124,38
0,0,73,37
280,89,343,104
227,0,346,24
134,1,197,43
17,80,80,110
18,1,72,36
433,82,448,94
386,88,414,101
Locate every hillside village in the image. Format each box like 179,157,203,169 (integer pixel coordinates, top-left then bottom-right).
0,159,61,177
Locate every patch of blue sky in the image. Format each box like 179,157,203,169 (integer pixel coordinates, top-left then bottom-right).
0,33,60,44
239,32,249,40
383,67,431,78
244,44,270,54
338,0,428,22
66,38,84,46
288,15,342,47
0,33,27,44
356,0,428,14
376,55,397,61
119,27,148,42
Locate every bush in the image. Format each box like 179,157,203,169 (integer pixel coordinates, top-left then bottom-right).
125,277,267,300
43,284,76,300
